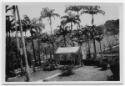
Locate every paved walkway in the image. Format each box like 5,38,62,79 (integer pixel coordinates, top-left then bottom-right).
7,66,113,82
7,69,60,82
47,66,113,81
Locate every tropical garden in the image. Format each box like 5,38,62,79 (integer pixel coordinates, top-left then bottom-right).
6,5,119,81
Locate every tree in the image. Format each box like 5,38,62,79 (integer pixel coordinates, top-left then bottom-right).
61,12,81,46
56,22,70,47
65,5,83,29
40,7,60,34
22,15,37,72
40,7,60,57
81,26,92,59
40,33,53,59
94,25,104,55
104,19,119,35
104,19,119,42
81,5,105,59
65,5,83,15
6,5,25,80
61,12,80,31
31,18,45,66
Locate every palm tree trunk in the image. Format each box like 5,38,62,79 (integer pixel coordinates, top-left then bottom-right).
37,39,41,66
91,14,94,25
49,17,54,58
92,39,97,59
71,22,75,46
25,31,26,37
79,42,83,65
99,41,103,56
49,17,53,34
31,37,36,72
91,14,97,59
71,22,73,31
16,6,31,82
87,40,91,59
63,35,66,47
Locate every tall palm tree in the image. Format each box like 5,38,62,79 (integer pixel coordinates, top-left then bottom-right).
40,7,60,34
61,12,80,46
40,7,60,57
22,15,37,72
82,26,93,59
31,18,45,66
61,12,80,31
16,5,31,82
94,25,104,55
65,5,83,30
6,5,25,80
81,5,105,59
65,5,83,15
56,21,70,47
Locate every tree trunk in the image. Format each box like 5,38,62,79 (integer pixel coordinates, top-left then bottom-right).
49,17,54,59
79,43,83,65
25,31,26,37
71,22,73,31
16,6,31,82
71,22,75,46
99,41,103,57
91,14,97,59
63,35,66,47
92,39,97,59
87,40,91,59
37,39,41,66
31,37,36,72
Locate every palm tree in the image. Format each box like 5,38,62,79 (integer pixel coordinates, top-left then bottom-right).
31,18,45,66
61,12,80,31
81,26,92,59
40,7,60,34
16,5,31,81
61,12,81,46
6,5,25,80
56,21,70,47
94,25,104,55
40,33,53,60
22,15,37,72
65,5,83,30
65,5,83,15
81,5,105,59
40,7,60,57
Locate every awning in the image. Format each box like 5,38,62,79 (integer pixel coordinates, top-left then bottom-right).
55,46,80,54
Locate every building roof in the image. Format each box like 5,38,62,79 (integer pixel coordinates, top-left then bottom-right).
55,46,80,54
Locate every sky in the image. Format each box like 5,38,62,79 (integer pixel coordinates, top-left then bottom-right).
6,2,121,36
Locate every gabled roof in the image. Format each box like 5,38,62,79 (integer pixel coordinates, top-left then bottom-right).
56,46,80,54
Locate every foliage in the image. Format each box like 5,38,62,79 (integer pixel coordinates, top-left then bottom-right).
104,19,119,35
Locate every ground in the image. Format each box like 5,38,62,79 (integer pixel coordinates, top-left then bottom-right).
7,66,113,82
47,66,113,81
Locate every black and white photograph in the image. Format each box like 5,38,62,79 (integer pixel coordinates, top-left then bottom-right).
3,2,122,84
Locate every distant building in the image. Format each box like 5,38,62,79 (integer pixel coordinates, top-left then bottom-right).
55,47,82,65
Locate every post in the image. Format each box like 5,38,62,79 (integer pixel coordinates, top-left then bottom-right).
13,5,24,74
16,5,31,81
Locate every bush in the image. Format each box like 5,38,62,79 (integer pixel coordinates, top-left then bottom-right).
60,65,74,76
